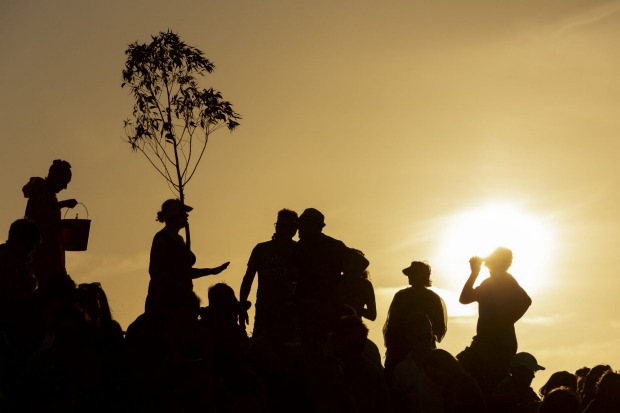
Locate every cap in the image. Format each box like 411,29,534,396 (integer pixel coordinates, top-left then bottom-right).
299,208,325,226
402,261,431,277
160,199,193,221
511,352,545,372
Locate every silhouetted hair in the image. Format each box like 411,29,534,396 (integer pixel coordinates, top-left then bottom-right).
208,282,236,306
423,348,467,381
540,371,578,398
538,387,582,413
594,371,620,406
333,315,369,354
48,159,72,179
582,364,612,406
8,218,40,245
485,246,513,271
277,208,298,223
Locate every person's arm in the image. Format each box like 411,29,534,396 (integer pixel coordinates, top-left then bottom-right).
361,280,377,321
459,256,482,304
238,265,257,328
190,261,229,279
58,199,78,209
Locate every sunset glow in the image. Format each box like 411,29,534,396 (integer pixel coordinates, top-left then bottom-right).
432,202,555,295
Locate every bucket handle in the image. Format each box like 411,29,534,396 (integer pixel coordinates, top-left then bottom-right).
63,203,89,219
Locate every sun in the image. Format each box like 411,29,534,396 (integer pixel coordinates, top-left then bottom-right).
431,201,555,296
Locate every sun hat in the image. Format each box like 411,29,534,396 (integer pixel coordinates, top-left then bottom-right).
159,199,193,221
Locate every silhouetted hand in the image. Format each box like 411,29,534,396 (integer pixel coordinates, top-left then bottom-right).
469,256,483,274
213,262,230,274
239,310,249,329
59,199,78,209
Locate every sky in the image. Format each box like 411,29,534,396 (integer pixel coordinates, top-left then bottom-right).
2,0,620,390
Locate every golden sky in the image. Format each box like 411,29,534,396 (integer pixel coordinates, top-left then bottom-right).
2,0,620,389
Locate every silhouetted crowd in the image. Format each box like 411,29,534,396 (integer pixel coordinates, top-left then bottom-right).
1,161,619,412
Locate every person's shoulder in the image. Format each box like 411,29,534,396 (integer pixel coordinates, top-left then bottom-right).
253,239,274,250
424,288,443,300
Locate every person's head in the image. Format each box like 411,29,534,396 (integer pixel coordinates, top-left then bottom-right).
332,315,369,357
7,218,41,259
402,261,432,287
582,364,613,405
538,387,582,413
156,199,192,228
207,282,250,320
47,159,72,193
484,246,513,273
274,208,298,240
540,371,578,398
423,348,466,386
297,208,325,239
594,371,620,406
402,313,434,357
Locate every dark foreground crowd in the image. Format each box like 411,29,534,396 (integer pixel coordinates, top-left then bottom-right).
1,160,619,412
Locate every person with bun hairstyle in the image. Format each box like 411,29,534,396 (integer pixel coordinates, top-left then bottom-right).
145,199,229,312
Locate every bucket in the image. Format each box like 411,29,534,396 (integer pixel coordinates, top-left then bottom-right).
61,203,91,251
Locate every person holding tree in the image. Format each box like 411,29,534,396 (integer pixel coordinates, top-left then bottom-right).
145,199,229,313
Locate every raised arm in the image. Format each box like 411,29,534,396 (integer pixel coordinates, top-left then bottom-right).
459,256,482,304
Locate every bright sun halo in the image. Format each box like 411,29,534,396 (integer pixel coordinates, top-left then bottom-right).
432,202,555,296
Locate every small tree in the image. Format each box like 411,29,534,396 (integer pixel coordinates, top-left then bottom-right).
122,30,240,246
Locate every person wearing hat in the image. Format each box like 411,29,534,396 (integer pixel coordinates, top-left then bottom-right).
22,159,78,288
293,208,368,327
145,199,229,312
489,352,544,412
383,260,447,385
457,246,532,397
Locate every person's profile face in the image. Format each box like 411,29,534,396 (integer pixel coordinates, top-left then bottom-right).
297,219,319,239
275,219,297,238
49,171,71,193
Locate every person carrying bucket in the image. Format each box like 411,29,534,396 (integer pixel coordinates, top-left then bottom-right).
22,159,78,288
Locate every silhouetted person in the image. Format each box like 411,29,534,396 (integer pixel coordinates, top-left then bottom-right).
0,219,40,335
239,209,298,338
0,219,41,407
341,250,377,321
490,352,544,413
457,247,532,395
391,313,443,413
583,371,620,413
145,199,229,312
576,367,591,399
580,364,612,408
539,371,577,400
383,261,447,384
423,348,488,413
538,387,583,413
294,208,368,329
332,315,391,413
23,159,78,287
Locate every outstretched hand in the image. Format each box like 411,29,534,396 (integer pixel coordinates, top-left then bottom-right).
60,199,78,209
213,262,230,274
